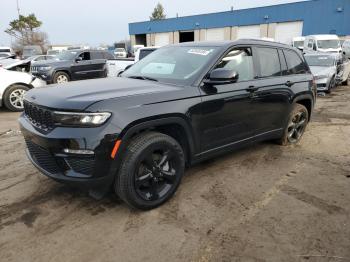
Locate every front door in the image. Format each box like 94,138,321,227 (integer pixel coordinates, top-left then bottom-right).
71,51,93,80
199,47,258,152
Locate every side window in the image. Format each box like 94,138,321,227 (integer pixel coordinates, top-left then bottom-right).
79,52,91,61
104,52,115,60
256,47,282,78
278,49,289,76
308,40,313,49
213,47,254,82
35,56,45,61
91,51,104,60
283,50,307,74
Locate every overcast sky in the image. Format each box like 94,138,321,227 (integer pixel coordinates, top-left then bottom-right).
0,0,305,47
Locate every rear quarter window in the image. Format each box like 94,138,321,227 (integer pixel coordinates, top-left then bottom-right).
283,50,308,75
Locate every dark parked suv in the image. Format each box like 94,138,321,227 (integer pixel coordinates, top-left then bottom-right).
31,49,115,84
20,40,316,210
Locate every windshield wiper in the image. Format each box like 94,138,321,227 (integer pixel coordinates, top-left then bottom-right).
127,75,158,82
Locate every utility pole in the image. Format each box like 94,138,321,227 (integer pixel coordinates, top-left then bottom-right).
16,0,20,18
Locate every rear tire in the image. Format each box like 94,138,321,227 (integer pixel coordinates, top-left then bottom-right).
278,103,309,146
3,85,29,112
53,71,70,84
115,132,185,210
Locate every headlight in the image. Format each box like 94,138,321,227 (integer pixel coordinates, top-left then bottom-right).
314,74,328,80
53,112,111,127
38,66,52,71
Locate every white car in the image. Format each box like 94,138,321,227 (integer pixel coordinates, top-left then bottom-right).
342,39,350,60
292,36,305,51
134,46,159,62
114,48,127,58
0,68,46,111
304,35,341,54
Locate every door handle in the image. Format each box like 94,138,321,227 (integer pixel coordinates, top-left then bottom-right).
246,86,259,92
285,81,295,87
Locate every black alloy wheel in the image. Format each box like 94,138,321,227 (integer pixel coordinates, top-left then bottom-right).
287,110,308,144
135,148,179,201
115,132,185,210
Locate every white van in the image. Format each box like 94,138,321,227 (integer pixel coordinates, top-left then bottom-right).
292,37,305,50
304,35,341,54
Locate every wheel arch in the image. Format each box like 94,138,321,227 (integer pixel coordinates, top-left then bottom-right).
293,94,314,121
2,82,33,98
53,69,72,80
119,115,198,165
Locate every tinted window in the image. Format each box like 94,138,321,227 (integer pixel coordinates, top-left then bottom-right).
103,52,115,60
91,51,104,60
283,50,307,74
139,49,156,60
256,47,281,77
213,47,254,81
79,52,91,60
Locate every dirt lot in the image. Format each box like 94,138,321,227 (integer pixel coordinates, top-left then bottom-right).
0,85,350,262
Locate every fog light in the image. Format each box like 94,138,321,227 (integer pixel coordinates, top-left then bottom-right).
63,148,94,155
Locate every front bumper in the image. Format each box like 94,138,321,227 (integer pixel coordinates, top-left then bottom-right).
19,114,120,190
315,78,330,91
32,70,54,84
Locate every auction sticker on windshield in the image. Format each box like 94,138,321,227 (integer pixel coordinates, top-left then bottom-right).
188,49,214,56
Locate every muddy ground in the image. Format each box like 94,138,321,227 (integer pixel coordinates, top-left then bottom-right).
0,85,350,262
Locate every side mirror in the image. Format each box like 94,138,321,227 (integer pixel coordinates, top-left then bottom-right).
343,51,346,55
204,68,239,85
75,57,83,63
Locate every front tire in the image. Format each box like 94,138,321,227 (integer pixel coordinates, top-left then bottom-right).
326,76,335,94
53,71,70,84
278,104,309,146
115,132,185,210
3,85,29,112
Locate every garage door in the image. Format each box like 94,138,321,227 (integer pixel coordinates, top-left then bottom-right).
237,25,261,39
155,33,170,46
275,21,303,44
206,28,225,41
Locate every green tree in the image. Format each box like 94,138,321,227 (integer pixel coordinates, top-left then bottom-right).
5,14,49,53
150,3,166,20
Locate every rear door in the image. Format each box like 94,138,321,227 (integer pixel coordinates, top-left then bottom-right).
248,46,293,137
90,51,107,78
71,51,93,80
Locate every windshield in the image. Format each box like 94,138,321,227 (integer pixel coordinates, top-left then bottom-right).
0,49,11,53
317,40,340,49
293,41,304,48
123,46,219,85
56,50,78,61
305,55,335,67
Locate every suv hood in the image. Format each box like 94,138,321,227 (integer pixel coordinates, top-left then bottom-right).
32,59,70,67
309,66,336,77
24,77,186,110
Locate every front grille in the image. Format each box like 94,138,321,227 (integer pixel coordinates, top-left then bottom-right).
25,139,62,174
24,101,55,131
65,157,94,176
31,66,38,73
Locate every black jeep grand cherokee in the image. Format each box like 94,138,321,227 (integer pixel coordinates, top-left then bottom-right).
20,40,316,210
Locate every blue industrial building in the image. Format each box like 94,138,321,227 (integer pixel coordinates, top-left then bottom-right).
129,0,350,47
